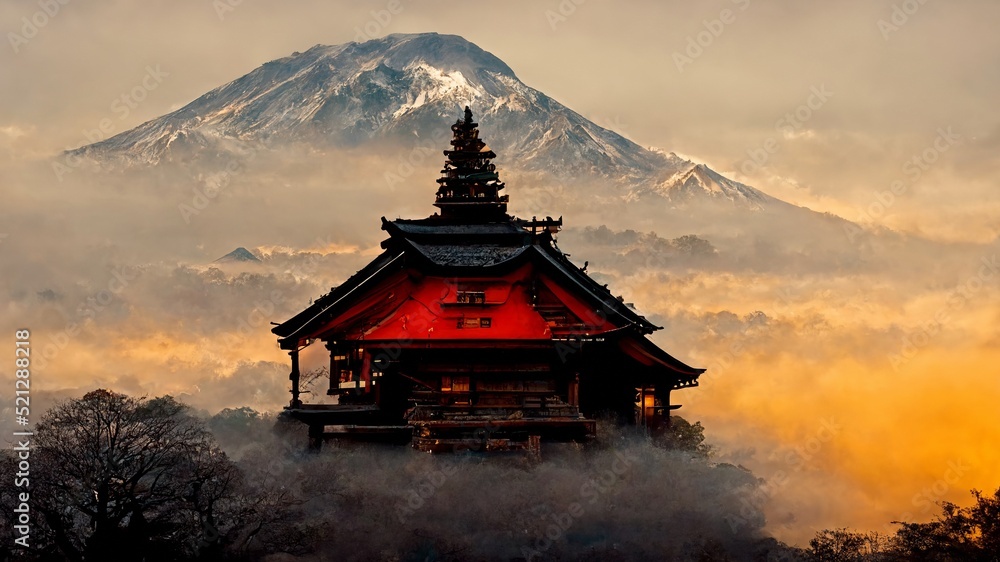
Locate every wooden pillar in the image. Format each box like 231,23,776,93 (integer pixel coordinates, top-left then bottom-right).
289,349,301,408
326,341,338,395
527,434,542,464
360,350,372,394
307,424,323,452
637,386,645,426
568,373,579,407
664,389,673,429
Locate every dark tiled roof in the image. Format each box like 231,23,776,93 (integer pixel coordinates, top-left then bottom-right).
271,249,405,342
408,241,529,267
391,221,526,236
529,244,659,333
618,334,706,379
274,216,661,344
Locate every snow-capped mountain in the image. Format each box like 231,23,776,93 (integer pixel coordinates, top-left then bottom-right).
649,163,776,211
70,33,772,211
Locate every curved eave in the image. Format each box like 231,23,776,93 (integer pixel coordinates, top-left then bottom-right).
380,216,530,246
271,250,406,348
379,217,660,332
531,245,661,333
617,335,705,379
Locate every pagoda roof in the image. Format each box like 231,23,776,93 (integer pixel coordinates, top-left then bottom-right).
407,241,530,268
272,215,669,348
433,106,507,220
618,334,705,380
271,107,702,384
271,247,406,344
387,220,527,238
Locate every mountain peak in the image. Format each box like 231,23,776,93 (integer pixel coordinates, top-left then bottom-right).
68,32,780,212
649,162,774,210
214,247,261,263
363,33,516,78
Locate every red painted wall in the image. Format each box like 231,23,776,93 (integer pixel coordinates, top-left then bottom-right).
303,263,620,343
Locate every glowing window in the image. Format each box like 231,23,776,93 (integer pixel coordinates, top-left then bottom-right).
456,291,486,304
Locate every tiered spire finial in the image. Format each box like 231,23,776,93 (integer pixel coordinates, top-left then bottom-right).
434,106,508,221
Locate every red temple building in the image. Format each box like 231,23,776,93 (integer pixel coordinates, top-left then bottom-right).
272,107,703,451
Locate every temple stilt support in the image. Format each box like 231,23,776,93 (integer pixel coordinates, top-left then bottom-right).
527,434,542,464
307,424,323,451
326,341,338,395
569,373,580,408
289,349,301,408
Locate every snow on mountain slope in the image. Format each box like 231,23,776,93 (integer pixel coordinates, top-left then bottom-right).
72,33,775,211
649,163,777,210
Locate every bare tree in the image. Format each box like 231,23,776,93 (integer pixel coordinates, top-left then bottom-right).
28,389,239,561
